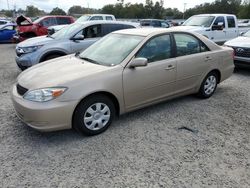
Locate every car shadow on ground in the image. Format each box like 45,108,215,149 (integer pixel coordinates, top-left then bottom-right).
234,67,250,76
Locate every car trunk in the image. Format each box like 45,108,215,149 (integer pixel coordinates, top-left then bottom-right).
16,15,33,26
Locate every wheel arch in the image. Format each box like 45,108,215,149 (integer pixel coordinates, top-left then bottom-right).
40,50,68,62
209,69,221,83
72,91,121,127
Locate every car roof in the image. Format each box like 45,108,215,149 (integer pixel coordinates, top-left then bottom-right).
113,27,186,36
75,20,136,26
42,15,73,18
194,14,236,17
140,19,165,21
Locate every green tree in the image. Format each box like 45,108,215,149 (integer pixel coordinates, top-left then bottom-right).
50,7,66,15
25,5,41,17
239,1,250,18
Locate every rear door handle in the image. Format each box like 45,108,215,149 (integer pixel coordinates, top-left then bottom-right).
165,64,175,70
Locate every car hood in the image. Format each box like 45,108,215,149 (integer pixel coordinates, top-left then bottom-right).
48,24,67,31
225,36,250,48
17,35,54,47
18,55,115,89
174,25,206,32
16,15,33,26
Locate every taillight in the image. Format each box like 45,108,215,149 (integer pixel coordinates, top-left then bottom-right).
232,50,235,60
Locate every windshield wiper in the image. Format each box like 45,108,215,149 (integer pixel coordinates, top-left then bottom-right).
47,35,54,39
80,57,100,65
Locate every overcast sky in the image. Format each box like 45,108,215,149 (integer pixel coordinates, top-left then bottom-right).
0,0,215,12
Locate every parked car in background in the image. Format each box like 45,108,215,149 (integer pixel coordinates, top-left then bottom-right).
13,15,75,42
140,19,170,28
48,14,116,35
0,19,12,28
224,30,250,68
12,28,234,135
180,14,250,43
238,20,250,27
0,23,16,43
15,21,137,70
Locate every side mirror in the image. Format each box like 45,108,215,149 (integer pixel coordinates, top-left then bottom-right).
212,24,223,31
217,22,224,26
72,35,85,41
38,22,43,27
129,58,148,68
240,32,245,36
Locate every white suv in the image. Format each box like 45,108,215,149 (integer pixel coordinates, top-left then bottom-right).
48,14,116,35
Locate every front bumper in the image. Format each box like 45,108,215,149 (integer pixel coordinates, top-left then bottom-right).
234,56,250,68
11,85,78,132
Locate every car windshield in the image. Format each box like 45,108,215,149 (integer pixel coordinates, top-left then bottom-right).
79,33,144,66
51,23,81,39
243,30,250,37
76,15,91,23
183,16,215,27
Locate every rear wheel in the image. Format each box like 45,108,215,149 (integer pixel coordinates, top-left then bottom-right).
198,72,218,98
73,95,115,136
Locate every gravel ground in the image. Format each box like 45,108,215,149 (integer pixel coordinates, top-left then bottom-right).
0,44,249,188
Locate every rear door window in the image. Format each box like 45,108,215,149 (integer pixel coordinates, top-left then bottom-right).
90,16,103,21
57,17,71,25
105,16,113,20
227,16,236,28
174,33,209,57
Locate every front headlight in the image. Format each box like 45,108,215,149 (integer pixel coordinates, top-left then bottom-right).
23,87,67,102
20,45,43,54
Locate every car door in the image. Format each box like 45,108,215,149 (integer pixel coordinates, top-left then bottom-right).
226,16,238,40
173,33,212,94
0,25,16,42
210,16,226,43
70,24,102,53
123,34,177,110
39,17,57,35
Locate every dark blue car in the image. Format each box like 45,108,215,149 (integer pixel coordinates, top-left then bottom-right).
0,23,16,43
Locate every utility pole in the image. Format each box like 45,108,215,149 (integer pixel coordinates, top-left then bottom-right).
6,0,10,10
183,3,187,20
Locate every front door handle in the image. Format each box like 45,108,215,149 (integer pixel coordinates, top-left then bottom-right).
165,64,175,70
205,56,212,62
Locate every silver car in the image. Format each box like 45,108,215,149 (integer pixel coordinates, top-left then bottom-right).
15,21,137,70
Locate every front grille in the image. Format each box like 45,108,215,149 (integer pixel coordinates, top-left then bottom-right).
16,84,28,96
233,47,250,58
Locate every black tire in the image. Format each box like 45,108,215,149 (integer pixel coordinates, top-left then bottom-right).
43,54,62,62
198,72,218,98
73,95,116,136
17,64,28,71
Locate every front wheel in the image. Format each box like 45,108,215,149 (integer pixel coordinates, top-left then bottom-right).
198,72,218,98
73,95,115,136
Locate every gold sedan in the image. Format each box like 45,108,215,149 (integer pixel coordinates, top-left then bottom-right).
11,28,234,135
